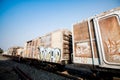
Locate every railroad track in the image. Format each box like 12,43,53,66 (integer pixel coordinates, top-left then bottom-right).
13,66,32,80
2,55,82,80
29,63,83,80
3,55,84,80
13,60,83,80
56,71,83,80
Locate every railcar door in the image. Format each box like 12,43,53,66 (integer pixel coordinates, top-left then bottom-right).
94,10,120,69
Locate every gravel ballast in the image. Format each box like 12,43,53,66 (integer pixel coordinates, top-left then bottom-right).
0,55,71,80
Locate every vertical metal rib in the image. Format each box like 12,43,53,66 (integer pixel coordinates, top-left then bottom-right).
88,19,95,66
93,18,102,65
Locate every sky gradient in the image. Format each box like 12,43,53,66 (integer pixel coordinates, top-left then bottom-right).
0,0,120,50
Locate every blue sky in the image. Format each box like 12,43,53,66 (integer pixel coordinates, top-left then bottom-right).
0,0,120,50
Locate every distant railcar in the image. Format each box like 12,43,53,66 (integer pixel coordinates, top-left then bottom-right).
6,46,23,56
2,46,23,61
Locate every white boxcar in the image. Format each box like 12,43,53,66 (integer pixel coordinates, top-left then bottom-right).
39,29,72,64
23,29,72,65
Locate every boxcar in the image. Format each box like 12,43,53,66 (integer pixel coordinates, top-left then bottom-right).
23,29,72,65
23,38,40,59
72,7,120,69
6,46,23,56
2,46,23,61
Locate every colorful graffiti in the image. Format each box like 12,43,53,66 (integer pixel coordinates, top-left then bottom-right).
39,47,61,63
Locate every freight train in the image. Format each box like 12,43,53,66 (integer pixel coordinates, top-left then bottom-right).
3,7,120,79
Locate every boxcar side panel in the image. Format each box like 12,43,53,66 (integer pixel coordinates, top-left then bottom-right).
73,20,99,65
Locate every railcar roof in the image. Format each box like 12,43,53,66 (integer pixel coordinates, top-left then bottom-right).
73,7,120,25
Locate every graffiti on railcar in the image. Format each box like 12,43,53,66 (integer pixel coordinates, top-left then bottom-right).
99,15,120,63
105,39,120,62
39,47,61,63
75,42,92,58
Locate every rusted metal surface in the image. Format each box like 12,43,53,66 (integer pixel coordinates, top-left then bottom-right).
24,38,40,59
73,20,99,65
99,15,120,63
73,7,120,68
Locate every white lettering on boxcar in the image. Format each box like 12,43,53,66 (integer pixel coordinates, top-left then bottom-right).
39,47,61,63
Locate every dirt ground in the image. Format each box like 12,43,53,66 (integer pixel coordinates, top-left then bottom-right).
0,54,20,80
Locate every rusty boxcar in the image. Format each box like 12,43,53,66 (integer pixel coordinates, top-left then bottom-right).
72,7,120,69
23,38,40,59
63,7,120,79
